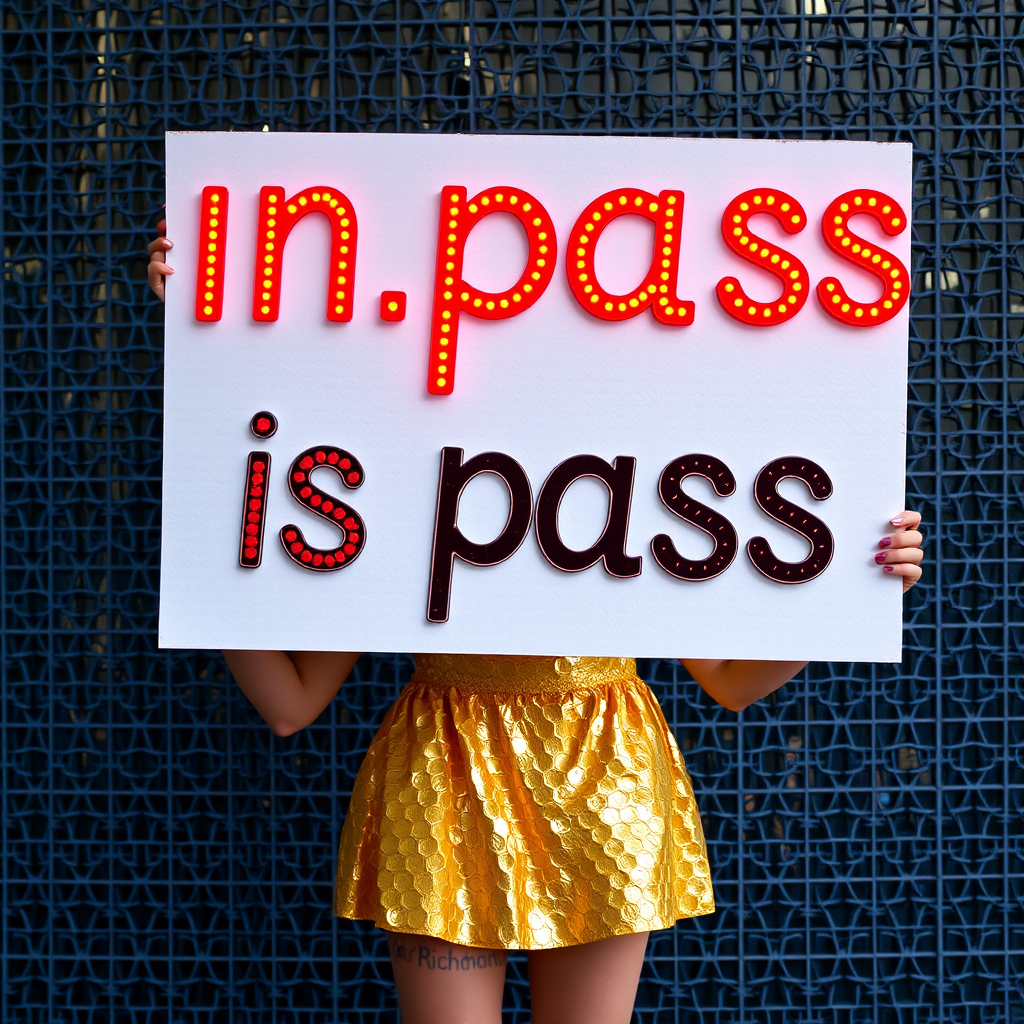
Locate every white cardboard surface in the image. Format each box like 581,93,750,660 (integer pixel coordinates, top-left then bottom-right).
160,134,910,660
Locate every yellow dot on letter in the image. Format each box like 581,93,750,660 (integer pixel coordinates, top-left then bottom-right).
871,308,879,316
210,193,220,203
855,308,864,316
791,215,801,224
748,306,756,315
763,308,771,317
204,306,213,316
268,195,277,203
260,306,269,315
781,203,790,212
778,304,786,313
841,303,850,312
740,202,749,211
287,204,297,213
869,197,877,206
204,292,213,301
436,379,447,389
388,301,398,312
725,283,735,293
629,298,639,308
754,195,762,204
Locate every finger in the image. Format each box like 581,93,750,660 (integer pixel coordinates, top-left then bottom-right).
882,562,922,592
147,237,173,257
147,260,171,301
157,218,166,235
874,547,923,566
888,509,921,531
878,530,922,550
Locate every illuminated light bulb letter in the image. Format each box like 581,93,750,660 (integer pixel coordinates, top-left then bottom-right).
651,455,738,581
239,452,271,568
427,448,534,623
195,185,228,322
252,186,358,323
567,188,693,325
716,189,809,326
817,190,909,326
280,447,366,572
535,455,642,577
426,186,557,396
746,457,834,584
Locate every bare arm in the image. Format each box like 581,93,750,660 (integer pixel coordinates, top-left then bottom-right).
684,510,925,712
224,650,361,737
680,658,806,713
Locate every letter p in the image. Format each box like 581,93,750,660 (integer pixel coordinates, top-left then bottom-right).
427,187,557,396
427,448,533,622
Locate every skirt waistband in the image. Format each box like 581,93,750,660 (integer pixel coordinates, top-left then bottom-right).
411,654,638,694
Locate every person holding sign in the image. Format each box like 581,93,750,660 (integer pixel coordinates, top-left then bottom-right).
150,169,924,1024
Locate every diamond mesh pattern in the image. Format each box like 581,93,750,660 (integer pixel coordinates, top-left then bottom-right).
2,2,1022,1021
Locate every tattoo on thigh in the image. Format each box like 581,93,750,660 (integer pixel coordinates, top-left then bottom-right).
388,936,507,972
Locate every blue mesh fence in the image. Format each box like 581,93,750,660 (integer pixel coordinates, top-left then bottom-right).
2,2,1023,1021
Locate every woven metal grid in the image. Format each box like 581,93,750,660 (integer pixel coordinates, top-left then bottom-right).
2,1,1022,1021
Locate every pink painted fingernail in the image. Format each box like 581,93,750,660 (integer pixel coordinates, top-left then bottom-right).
874,552,887,563
878,537,892,548
890,516,904,526
164,240,173,248
883,565,894,573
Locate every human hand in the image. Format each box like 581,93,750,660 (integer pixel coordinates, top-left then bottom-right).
875,510,923,593
147,218,173,301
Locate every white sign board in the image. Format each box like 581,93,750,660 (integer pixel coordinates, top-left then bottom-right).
161,133,910,660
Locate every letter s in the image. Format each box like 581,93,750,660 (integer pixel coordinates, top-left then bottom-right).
651,455,738,581
280,446,366,571
746,457,834,584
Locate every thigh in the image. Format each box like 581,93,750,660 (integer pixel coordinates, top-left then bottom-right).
386,931,508,1024
527,931,649,1024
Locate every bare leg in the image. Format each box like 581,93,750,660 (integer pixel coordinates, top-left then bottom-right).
387,931,508,1024
527,931,650,1024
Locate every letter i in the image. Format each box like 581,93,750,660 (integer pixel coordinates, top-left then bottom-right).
196,186,228,321
239,411,279,568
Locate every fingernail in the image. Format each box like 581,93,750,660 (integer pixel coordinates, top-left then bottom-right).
874,552,887,563
878,537,892,548
890,516,904,526
883,565,894,573
164,240,173,248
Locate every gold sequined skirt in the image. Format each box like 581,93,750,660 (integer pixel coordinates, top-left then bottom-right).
334,655,714,950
